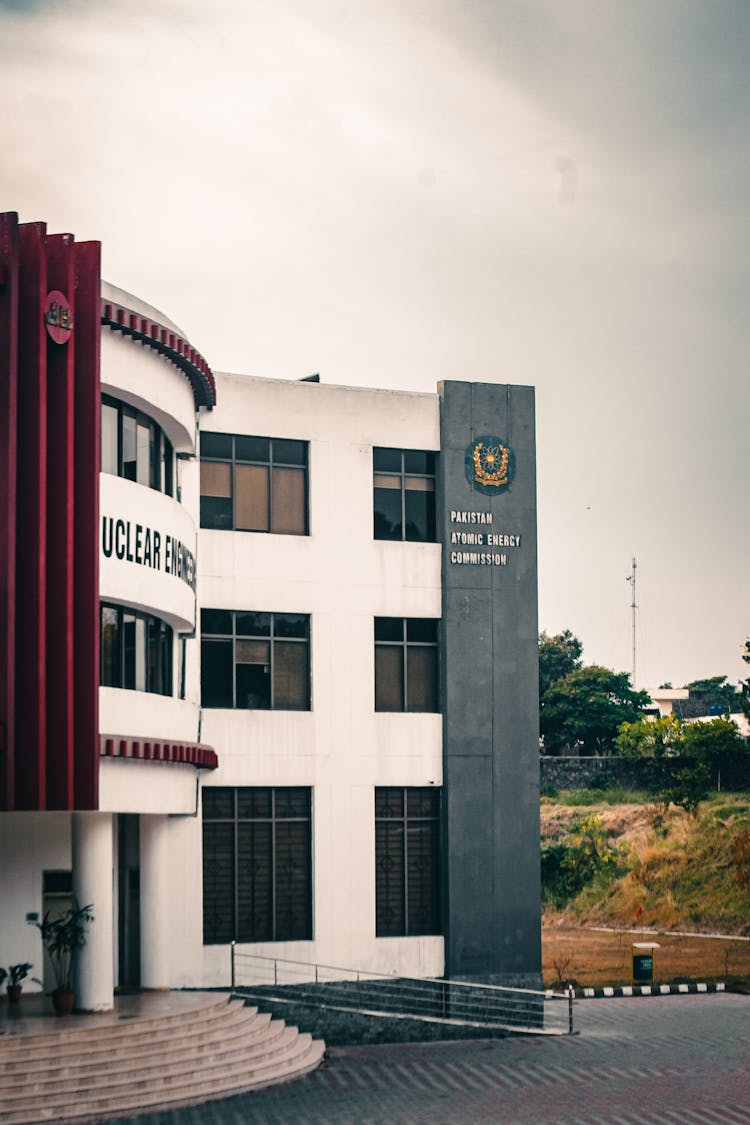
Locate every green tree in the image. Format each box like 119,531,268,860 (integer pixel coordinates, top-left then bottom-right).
540,665,649,756
676,676,739,718
740,640,750,720
539,630,583,699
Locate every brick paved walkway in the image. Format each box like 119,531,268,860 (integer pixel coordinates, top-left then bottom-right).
111,993,750,1124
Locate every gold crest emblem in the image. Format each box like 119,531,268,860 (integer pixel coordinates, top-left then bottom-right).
472,440,509,488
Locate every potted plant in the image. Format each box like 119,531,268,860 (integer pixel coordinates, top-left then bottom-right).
30,901,94,1015
3,963,33,1003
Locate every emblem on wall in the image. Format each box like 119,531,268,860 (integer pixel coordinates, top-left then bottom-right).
465,436,514,494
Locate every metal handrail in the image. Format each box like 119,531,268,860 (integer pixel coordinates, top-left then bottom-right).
229,942,573,1034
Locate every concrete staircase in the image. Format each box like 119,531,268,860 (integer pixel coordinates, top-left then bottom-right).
0,994,325,1123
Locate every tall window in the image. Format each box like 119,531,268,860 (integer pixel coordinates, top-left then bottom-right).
375,788,441,937
200,433,308,535
202,787,312,944
201,610,310,710
373,448,436,542
100,602,173,695
101,395,173,496
374,618,439,712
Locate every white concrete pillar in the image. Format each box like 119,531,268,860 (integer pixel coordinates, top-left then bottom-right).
139,814,170,989
72,812,114,1012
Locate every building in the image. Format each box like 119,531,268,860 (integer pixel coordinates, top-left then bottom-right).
1,213,541,1012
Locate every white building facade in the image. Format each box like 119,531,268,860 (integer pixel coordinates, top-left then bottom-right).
1,214,541,1010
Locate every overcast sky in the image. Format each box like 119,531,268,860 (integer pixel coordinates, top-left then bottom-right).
2,0,748,692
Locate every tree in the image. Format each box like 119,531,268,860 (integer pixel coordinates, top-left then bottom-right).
540,665,649,756
539,630,583,699
676,676,739,719
740,640,750,720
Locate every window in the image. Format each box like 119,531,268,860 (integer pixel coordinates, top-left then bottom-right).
202,787,312,944
100,602,173,695
373,448,436,542
375,788,440,937
201,610,310,710
101,395,173,496
200,432,308,535
374,618,439,712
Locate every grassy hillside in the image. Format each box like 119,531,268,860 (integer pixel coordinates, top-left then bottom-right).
541,791,750,936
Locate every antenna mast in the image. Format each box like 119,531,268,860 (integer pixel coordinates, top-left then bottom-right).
626,557,637,687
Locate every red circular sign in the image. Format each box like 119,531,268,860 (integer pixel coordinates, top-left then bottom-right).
44,290,73,344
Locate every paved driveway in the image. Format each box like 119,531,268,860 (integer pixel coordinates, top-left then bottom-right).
114,993,750,1124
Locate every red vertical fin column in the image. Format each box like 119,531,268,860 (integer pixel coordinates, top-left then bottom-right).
72,240,101,810
45,234,76,809
15,222,48,809
0,213,19,810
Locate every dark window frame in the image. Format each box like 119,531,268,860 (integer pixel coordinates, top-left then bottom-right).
373,447,437,542
101,394,174,496
99,601,173,696
201,610,311,711
202,786,312,944
200,432,309,535
375,787,441,938
374,617,440,713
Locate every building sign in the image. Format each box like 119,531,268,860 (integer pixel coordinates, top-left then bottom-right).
44,290,73,344
101,515,195,591
447,511,521,566
465,436,514,495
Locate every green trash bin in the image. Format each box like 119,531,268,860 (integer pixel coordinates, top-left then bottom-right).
632,942,660,984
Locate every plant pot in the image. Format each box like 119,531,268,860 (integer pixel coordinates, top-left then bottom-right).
52,989,75,1016
7,985,22,1003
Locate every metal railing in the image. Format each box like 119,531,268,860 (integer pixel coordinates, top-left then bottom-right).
230,944,573,1035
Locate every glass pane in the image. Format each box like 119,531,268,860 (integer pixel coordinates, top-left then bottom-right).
375,820,405,937
200,496,233,530
235,463,269,531
235,611,270,637
375,645,404,711
376,787,404,817
202,822,234,944
404,475,435,491
134,615,146,690
406,646,438,712
201,639,233,707
373,447,402,473
375,617,403,642
238,788,272,818
407,788,439,818
136,418,150,486
201,608,233,636
236,644,271,709
201,432,233,459
203,788,234,819
404,488,436,542
407,619,438,643
374,488,402,540
163,436,173,497
273,438,306,466
200,461,231,498
150,425,160,490
407,820,440,935
274,820,311,940
100,605,120,686
122,411,137,481
101,402,118,476
271,467,306,535
147,616,159,693
235,435,269,463
373,475,401,489
273,642,309,710
404,450,436,475
275,788,310,818
274,613,308,639
237,822,273,942
122,613,136,689
161,621,172,697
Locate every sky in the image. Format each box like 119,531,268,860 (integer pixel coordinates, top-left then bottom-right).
2,0,748,692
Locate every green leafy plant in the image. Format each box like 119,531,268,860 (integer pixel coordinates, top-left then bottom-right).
6,962,32,987
30,901,94,992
